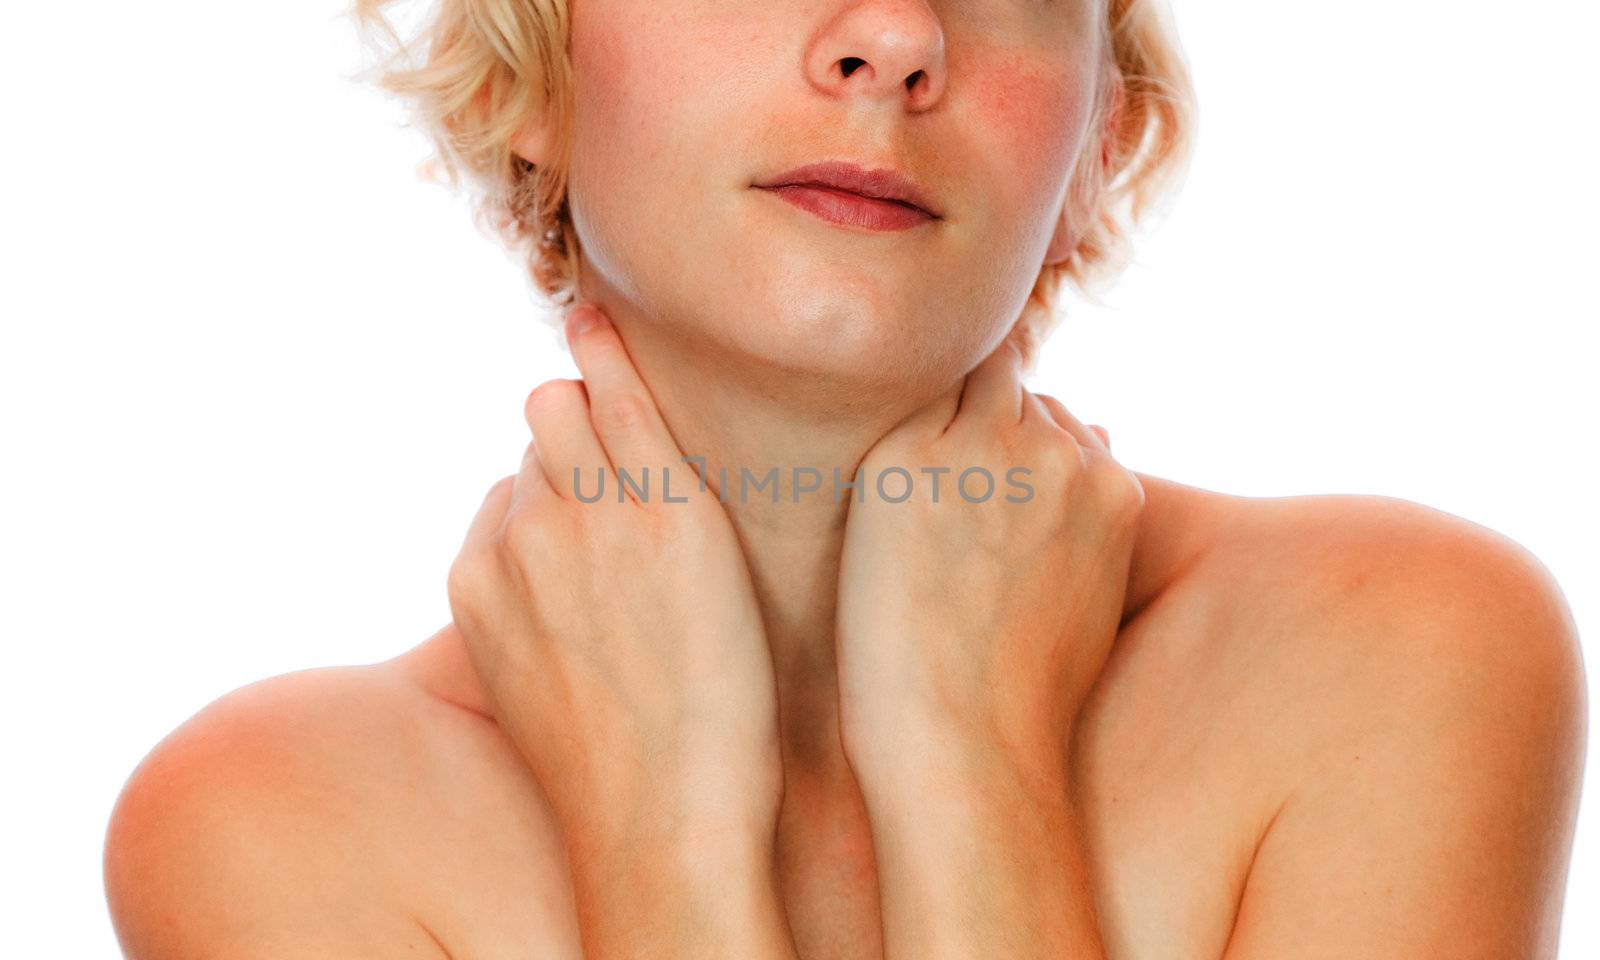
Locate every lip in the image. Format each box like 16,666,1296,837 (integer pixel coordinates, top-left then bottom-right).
757,183,936,232
753,160,942,229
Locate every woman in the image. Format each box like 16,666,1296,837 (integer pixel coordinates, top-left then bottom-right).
103,0,1586,957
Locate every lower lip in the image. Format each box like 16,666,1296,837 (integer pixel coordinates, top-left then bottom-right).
757,184,936,232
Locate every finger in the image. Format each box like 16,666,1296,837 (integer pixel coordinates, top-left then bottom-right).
461,474,516,553
448,477,512,641
524,378,615,503
563,304,683,495
952,337,1024,429
889,376,964,442
1020,390,1063,431
507,434,562,518
1034,394,1109,454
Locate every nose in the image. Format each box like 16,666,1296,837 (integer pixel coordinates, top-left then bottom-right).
804,0,947,111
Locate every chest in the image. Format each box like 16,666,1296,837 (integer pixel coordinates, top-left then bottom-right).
417,625,1276,960
764,718,1264,960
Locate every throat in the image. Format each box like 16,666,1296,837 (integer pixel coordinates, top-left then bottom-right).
774,758,886,960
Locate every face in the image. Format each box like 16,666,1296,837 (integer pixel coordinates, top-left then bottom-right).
524,0,1105,389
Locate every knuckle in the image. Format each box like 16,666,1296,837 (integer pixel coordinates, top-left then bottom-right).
1048,432,1090,478
1088,453,1145,521
444,554,474,602
525,379,581,420
1034,392,1067,423
592,392,649,435
500,506,561,575
445,552,492,621
488,474,517,501
869,432,925,474
992,418,1034,459
1014,425,1084,480
501,504,545,548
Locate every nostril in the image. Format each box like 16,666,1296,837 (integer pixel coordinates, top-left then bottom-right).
840,56,866,77
905,69,924,91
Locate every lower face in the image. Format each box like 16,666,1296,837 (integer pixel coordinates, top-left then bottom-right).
564,0,1103,392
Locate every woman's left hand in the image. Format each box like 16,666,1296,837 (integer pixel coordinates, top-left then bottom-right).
834,338,1145,778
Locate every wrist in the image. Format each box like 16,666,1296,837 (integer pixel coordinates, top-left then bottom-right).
844,708,1073,809
568,810,776,884
564,815,795,959
547,736,783,849
559,775,780,868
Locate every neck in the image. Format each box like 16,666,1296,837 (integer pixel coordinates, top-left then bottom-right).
605,304,938,768
408,297,1224,766
592,300,1217,773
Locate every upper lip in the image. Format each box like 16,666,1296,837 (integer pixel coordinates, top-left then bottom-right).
755,161,942,219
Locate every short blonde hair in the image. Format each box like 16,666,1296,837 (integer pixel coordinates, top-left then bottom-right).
348,0,1195,365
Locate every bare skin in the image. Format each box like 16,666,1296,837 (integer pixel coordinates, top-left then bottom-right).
103,456,1584,959
104,0,1585,954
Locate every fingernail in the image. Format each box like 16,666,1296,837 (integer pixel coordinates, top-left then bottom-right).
566,305,604,338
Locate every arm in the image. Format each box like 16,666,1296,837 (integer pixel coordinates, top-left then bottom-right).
834,340,1136,958
1221,528,1587,959
847,720,1106,960
103,671,803,960
446,303,802,959
555,796,800,959
103,679,456,959
846,516,1585,960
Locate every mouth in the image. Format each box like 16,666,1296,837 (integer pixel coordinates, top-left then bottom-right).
753,160,942,232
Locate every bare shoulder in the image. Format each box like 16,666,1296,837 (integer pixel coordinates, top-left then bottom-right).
102,662,451,956
103,652,570,958
1188,490,1587,956
1203,490,1585,711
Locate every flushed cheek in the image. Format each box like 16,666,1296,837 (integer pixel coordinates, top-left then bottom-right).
570,12,690,177
568,8,741,297
571,8,759,168
569,7,776,271
966,50,1096,219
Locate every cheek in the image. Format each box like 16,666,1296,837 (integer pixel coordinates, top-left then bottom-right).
570,5,756,170
969,52,1097,215
570,10,680,171
566,6,724,300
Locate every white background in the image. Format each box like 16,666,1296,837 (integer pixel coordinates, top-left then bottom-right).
2,0,1596,954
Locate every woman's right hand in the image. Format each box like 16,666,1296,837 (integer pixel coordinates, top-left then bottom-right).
444,303,784,850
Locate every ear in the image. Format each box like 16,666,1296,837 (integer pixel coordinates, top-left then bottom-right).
1043,77,1125,268
1042,205,1075,267
509,112,556,166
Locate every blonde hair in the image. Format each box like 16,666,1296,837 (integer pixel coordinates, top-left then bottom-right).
347,0,1195,366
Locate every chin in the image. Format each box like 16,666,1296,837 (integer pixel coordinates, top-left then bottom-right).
721,290,962,394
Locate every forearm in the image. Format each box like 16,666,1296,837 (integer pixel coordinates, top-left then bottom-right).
561,805,802,960
851,722,1108,960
